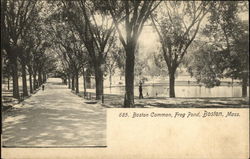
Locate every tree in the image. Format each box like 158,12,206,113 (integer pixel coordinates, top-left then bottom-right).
30,33,44,90
46,11,88,94
32,42,49,87
150,52,168,77
186,41,226,88
203,1,249,97
18,46,29,96
151,1,208,97
62,0,116,99
56,32,84,93
107,0,162,107
113,47,126,80
105,47,119,88
2,51,12,90
134,48,150,83
21,24,43,93
55,48,72,88
18,14,44,96
41,52,57,83
1,0,40,99
228,22,249,97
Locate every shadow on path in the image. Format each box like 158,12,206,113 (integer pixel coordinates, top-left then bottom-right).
2,78,106,147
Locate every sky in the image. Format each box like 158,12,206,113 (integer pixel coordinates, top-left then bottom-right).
138,26,159,57
136,5,249,59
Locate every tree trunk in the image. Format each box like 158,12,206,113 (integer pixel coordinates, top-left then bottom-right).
68,75,71,89
124,44,135,108
86,69,91,88
33,71,37,90
71,74,75,91
83,70,86,96
75,72,79,94
7,75,10,90
63,77,67,84
109,73,112,88
29,72,33,94
169,70,176,98
242,74,248,97
42,72,46,83
94,66,103,100
38,70,42,86
10,56,20,99
21,63,28,97
28,66,33,94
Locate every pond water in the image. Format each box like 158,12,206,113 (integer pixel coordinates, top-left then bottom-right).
103,85,249,97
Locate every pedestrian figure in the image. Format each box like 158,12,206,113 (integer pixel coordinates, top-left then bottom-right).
42,84,45,91
139,82,143,99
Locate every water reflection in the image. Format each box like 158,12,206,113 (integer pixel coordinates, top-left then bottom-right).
104,85,249,97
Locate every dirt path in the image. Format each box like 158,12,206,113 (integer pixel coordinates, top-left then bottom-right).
2,78,106,147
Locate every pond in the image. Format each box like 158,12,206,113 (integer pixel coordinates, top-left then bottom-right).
103,85,249,98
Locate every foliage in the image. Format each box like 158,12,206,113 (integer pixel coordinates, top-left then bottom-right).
106,0,162,107
151,1,208,71
151,1,208,97
188,1,249,89
187,42,227,87
150,51,168,77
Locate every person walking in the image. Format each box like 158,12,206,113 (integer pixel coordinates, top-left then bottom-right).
42,84,45,91
139,82,143,99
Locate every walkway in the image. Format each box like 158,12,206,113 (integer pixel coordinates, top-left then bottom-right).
2,78,106,147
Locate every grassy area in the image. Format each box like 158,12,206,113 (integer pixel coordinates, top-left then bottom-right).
76,91,249,108
2,85,42,112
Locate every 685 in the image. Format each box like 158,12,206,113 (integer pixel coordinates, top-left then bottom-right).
119,113,129,117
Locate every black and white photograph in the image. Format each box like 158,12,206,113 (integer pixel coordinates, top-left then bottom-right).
1,0,249,158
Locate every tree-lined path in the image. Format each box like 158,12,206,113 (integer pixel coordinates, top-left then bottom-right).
2,78,106,147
